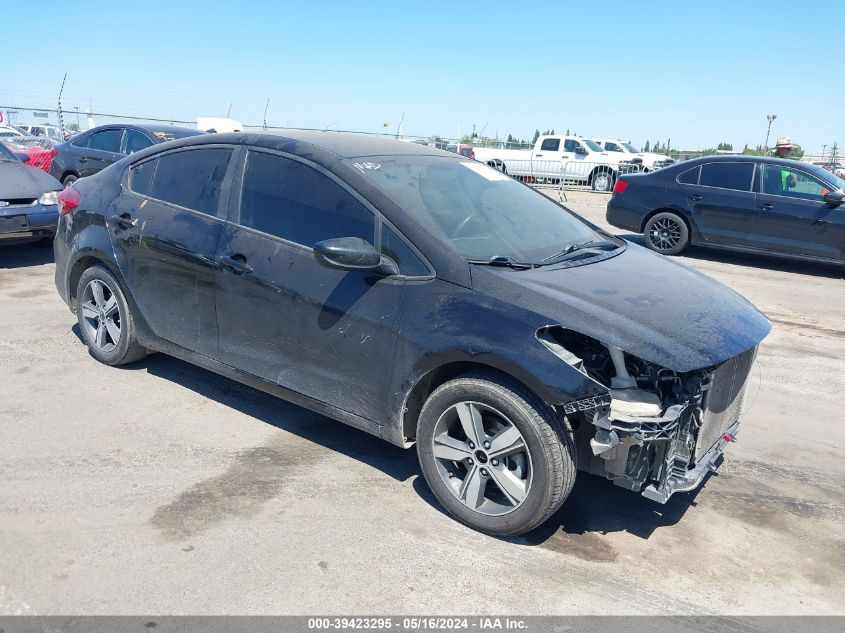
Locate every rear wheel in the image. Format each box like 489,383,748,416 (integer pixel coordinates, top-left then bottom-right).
76,265,146,366
62,174,78,188
644,211,690,255
416,371,576,536
591,169,615,192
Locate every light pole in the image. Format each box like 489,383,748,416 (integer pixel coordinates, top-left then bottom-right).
764,114,777,153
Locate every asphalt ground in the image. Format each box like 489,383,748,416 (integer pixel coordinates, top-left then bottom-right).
1,191,843,615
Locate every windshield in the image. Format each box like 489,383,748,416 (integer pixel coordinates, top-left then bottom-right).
346,156,601,263
805,162,845,190
623,143,639,153
583,139,603,152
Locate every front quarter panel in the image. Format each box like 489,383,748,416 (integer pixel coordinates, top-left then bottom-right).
386,277,607,444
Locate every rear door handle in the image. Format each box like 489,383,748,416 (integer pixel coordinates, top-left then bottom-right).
690,193,703,201
760,203,774,211
109,213,138,229
219,254,253,275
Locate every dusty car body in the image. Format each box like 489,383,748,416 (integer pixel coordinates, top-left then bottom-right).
52,132,770,535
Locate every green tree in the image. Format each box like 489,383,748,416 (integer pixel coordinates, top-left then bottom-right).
532,129,540,143
643,140,650,152
565,129,570,135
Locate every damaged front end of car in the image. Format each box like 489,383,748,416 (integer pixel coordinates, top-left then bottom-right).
538,326,758,503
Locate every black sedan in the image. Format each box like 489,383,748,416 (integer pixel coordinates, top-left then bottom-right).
0,141,62,244
53,132,770,535
607,155,845,265
49,123,205,187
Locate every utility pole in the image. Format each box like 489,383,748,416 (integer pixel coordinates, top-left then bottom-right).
263,98,270,130
763,114,777,153
57,73,67,136
821,144,827,164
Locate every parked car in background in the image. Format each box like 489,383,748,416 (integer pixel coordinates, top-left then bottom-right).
607,155,845,265
0,125,26,139
590,138,675,171
49,123,205,187
1,136,59,173
18,124,64,142
0,141,62,244
53,131,770,535
473,135,636,191
446,143,474,158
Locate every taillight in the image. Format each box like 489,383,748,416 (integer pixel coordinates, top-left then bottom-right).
28,149,58,173
612,179,629,195
58,186,81,216
470,150,475,160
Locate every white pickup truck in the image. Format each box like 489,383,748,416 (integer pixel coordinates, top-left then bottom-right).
590,138,675,171
471,135,635,192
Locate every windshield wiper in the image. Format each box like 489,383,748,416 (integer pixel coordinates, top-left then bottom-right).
468,255,535,270
540,239,619,265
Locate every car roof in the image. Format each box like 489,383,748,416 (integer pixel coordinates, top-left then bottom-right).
156,130,455,159
679,154,809,167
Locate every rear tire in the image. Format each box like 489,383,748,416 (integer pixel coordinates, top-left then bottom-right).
591,169,615,192
62,174,78,188
644,211,690,255
76,265,147,366
416,371,576,536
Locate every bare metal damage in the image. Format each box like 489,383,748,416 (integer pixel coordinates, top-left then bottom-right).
540,326,757,503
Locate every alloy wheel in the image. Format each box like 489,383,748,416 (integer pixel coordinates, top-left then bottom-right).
649,217,683,251
594,174,611,191
80,279,122,352
431,401,532,516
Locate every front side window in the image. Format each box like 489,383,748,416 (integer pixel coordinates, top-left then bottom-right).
540,138,560,152
381,224,429,276
143,148,232,215
88,129,123,153
605,142,623,152
699,162,754,191
239,151,375,247
762,165,831,201
345,156,600,264
563,139,581,153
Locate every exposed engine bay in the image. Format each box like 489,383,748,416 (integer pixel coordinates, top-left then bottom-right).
539,327,757,502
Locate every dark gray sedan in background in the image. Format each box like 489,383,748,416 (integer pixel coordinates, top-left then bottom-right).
607,155,845,265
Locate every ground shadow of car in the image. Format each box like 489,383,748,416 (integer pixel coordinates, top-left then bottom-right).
0,241,54,269
620,233,844,278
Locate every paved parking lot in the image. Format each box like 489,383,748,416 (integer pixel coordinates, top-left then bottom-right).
1,191,843,615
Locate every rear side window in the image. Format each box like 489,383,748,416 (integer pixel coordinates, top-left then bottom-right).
88,129,122,153
605,142,622,152
699,162,754,191
138,148,232,215
677,166,700,184
381,224,428,276
540,138,560,152
238,151,375,248
123,129,154,155
129,159,157,196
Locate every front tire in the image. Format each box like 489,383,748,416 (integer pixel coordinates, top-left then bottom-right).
76,265,147,366
416,371,576,536
643,211,690,255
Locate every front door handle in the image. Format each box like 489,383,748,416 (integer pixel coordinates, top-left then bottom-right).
690,193,703,201
760,203,774,211
535,154,543,157
219,254,253,275
109,213,138,229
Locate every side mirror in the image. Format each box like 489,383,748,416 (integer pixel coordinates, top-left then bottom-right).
313,237,398,275
823,190,844,206
575,146,588,155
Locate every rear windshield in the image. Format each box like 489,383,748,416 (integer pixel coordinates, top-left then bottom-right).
147,128,205,143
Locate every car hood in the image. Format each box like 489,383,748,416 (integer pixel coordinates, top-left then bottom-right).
470,243,771,372
0,160,61,197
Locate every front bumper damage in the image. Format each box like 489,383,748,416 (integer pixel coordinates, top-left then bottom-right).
563,346,756,504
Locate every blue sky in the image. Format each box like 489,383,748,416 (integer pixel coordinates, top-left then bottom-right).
2,0,841,151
